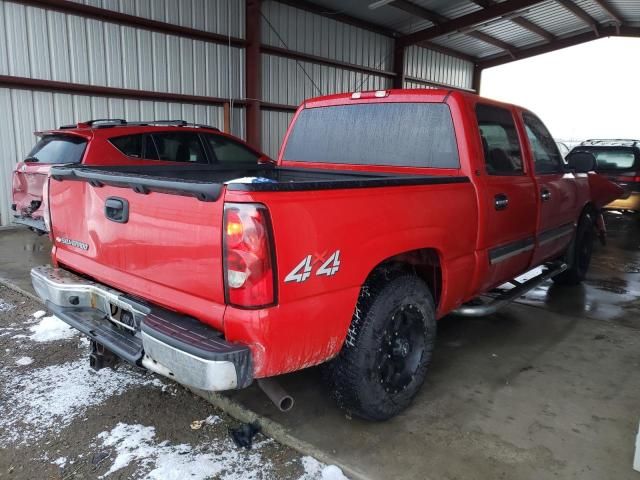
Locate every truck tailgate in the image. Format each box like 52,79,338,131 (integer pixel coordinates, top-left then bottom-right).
48,177,226,329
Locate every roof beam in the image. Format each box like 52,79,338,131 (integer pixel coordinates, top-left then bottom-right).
274,0,397,37
471,0,555,42
478,24,640,68
590,0,624,26
389,0,446,24
389,0,517,56
399,0,547,46
556,0,600,36
510,16,555,42
467,31,517,58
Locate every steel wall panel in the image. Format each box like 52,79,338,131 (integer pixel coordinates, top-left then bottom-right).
403,80,436,89
261,0,394,70
0,1,245,99
261,54,390,106
261,110,293,159
0,86,228,225
405,45,474,90
66,0,244,37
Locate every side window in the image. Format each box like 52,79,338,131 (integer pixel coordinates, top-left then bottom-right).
205,134,260,165
475,104,524,175
110,135,143,158
523,113,564,174
151,132,207,163
110,134,159,160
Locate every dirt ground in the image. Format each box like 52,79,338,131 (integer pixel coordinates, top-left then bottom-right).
0,285,337,480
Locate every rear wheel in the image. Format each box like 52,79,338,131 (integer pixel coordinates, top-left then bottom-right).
325,271,436,421
553,211,595,285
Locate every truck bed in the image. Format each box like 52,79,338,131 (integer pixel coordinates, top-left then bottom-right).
50,164,469,201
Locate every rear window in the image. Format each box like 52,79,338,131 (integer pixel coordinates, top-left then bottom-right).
282,103,460,168
575,147,638,171
27,135,87,164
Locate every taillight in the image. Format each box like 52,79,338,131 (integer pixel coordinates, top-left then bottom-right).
612,172,640,183
42,177,51,234
223,203,276,308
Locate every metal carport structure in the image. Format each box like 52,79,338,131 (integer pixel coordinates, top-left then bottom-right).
0,0,639,226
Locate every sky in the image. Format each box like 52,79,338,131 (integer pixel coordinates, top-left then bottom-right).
481,36,640,142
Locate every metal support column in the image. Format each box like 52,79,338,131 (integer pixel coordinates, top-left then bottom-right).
246,0,261,149
472,65,483,93
392,43,405,89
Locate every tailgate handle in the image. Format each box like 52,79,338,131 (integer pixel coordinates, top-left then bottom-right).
105,197,129,223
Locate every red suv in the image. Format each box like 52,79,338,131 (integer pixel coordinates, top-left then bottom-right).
11,119,271,233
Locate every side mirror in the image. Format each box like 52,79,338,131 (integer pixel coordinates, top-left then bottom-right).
257,154,274,165
566,151,596,173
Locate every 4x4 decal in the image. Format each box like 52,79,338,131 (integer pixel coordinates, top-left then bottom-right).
284,250,341,283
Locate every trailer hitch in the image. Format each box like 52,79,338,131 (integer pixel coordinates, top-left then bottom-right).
89,340,119,370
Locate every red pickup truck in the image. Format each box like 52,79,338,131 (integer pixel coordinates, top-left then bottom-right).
31,89,621,420
12,120,269,233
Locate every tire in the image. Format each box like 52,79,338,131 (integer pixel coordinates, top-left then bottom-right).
325,270,437,421
552,210,595,285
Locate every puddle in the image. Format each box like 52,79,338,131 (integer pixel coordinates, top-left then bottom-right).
588,278,629,295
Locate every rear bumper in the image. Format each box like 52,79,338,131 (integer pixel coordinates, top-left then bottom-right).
31,265,252,390
13,215,47,232
605,192,640,211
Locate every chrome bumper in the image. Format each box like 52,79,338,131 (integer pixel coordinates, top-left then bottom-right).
31,265,252,391
13,215,47,233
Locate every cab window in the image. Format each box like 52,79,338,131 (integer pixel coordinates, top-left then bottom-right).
523,113,564,174
475,104,524,175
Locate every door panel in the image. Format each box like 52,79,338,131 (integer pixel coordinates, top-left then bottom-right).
522,113,578,264
475,103,538,290
480,175,537,289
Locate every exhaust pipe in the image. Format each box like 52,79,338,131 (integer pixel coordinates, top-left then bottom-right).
257,377,294,412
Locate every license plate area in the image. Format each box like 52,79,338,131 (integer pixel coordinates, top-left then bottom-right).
106,302,140,333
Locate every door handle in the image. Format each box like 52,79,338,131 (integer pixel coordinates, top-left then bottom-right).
541,189,551,202
105,197,129,223
494,193,509,210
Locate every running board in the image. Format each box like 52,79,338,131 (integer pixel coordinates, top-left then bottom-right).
453,262,568,317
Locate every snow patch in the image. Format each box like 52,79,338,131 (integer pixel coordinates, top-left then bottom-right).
0,298,15,313
299,456,349,480
28,315,77,342
15,356,33,366
97,423,274,479
0,360,161,446
53,457,67,468
32,310,47,319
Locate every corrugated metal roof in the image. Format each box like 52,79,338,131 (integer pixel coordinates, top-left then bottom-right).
474,20,543,48
431,33,504,57
307,0,640,61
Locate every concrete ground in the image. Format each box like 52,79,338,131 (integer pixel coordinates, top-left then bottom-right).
1,213,639,480
0,231,344,479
